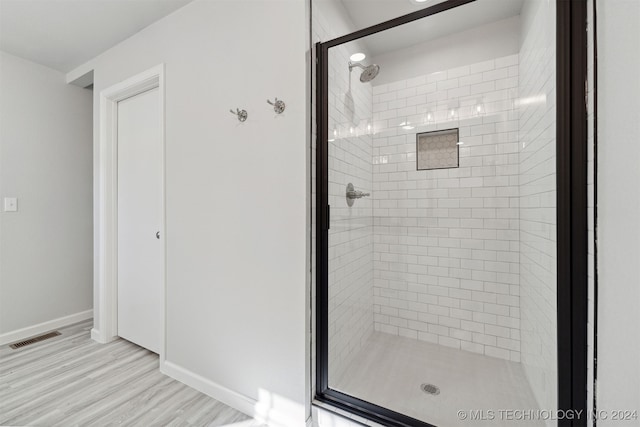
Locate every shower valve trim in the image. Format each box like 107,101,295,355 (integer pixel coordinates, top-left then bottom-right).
346,183,370,206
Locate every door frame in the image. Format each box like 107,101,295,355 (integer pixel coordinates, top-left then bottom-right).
92,64,166,363
315,1,588,426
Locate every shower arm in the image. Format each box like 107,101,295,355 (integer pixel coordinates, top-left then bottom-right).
348,61,365,72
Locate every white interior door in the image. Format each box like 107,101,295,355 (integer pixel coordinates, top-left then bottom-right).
117,87,162,354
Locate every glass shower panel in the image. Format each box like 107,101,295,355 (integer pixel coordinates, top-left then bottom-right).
325,1,557,425
326,38,375,386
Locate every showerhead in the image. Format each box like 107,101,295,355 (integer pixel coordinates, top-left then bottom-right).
360,64,380,82
349,61,380,82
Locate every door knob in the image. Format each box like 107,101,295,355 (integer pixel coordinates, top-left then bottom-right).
156,231,160,239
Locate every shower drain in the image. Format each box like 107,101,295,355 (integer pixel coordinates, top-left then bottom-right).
420,383,440,395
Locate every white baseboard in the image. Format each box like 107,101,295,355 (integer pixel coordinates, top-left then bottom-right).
90,327,118,344
160,360,307,427
0,309,93,346
91,328,103,342
160,360,257,417
312,404,384,427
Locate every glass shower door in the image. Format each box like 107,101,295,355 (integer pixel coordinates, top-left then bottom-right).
316,0,586,425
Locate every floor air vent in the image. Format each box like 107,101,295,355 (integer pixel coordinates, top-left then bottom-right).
9,331,61,349
421,383,440,395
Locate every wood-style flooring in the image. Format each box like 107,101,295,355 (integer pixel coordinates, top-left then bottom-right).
0,320,253,427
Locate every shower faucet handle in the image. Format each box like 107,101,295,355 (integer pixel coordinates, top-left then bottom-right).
347,190,370,199
346,182,370,199
345,183,369,206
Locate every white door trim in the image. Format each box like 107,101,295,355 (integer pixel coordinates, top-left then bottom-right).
93,64,166,363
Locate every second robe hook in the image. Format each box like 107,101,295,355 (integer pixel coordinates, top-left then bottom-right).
230,108,248,122
267,98,286,114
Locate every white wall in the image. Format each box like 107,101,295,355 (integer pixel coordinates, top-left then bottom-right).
71,1,309,425
586,0,596,417
0,51,93,340
372,16,521,86
313,0,360,42
596,0,640,420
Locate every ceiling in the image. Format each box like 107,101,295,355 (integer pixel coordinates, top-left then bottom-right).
339,0,525,56
0,0,193,73
0,0,524,73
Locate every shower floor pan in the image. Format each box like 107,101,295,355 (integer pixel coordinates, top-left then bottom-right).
332,332,544,427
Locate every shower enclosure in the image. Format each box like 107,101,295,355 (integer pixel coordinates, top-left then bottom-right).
314,0,588,426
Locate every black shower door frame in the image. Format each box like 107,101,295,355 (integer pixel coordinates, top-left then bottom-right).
315,0,588,426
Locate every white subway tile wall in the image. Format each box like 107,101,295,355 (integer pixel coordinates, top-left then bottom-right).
370,54,522,362
326,38,375,382
518,0,558,417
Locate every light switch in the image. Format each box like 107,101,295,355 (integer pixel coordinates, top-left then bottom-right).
4,197,17,212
